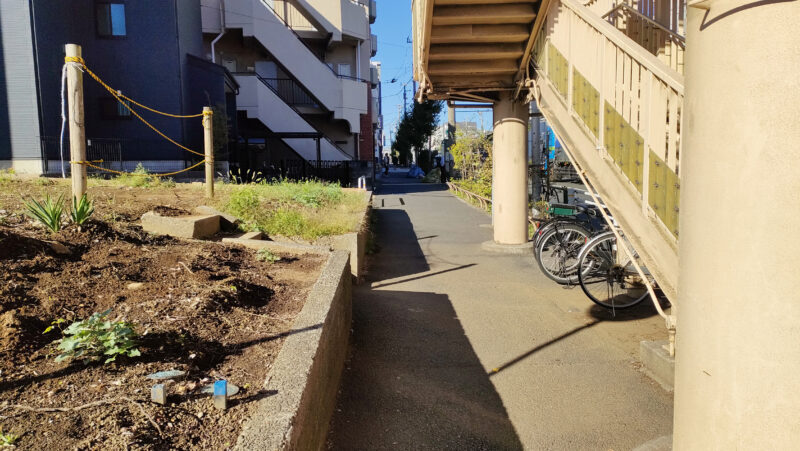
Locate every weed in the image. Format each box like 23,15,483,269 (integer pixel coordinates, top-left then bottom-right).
256,248,281,264
35,177,55,186
23,194,65,233
0,428,19,447
224,187,261,223
48,309,141,364
70,194,95,225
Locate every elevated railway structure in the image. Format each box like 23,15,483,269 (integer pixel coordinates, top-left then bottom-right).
413,0,800,447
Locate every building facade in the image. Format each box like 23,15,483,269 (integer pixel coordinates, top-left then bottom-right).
0,0,236,175
0,0,378,181
200,0,377,177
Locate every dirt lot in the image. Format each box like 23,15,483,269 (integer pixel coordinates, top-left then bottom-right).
0,178,325,449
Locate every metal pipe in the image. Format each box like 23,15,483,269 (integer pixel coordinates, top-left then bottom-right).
211,0,226,64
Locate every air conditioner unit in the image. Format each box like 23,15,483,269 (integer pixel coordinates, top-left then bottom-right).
370,34,377,57
370,67,379,87
369,0,377,24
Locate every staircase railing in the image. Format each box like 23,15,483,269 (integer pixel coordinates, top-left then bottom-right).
237,73,351,158
603,3,685,74
261,78,319,107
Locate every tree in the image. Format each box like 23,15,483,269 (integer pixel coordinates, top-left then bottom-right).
391,100,443,165
450,130,492,197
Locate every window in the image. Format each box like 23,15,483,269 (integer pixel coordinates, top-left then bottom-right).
100,95,131,120
97,3,126,37
337,64,352,78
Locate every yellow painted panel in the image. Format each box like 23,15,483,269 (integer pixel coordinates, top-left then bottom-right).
665,167,680,237
572,68,599,139
632,132,644,194
649,150,679,237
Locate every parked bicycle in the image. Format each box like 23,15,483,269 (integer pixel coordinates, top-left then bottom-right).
532,203,655,310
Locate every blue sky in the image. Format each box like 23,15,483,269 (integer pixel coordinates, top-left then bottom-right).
372,2,492,147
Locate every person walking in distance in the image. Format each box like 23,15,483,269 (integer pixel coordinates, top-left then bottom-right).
383,154,390,175
440,151,452,183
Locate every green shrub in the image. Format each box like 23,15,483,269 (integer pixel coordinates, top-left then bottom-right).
24,194,65,233
70,194,95,225
47,309,141,364
256,248,281,264
225,187,262,223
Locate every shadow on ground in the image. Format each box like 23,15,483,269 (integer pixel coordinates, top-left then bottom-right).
328,180,522,449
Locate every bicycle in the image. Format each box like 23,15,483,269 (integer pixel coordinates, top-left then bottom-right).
533,203,606,284
576,231,655,310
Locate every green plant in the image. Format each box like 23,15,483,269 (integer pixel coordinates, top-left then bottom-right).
70,194,95,225
256,248,281,264
225,187,262,223
35,177,55,186
48,310,141,364
0,428,19,447
23,194,65,233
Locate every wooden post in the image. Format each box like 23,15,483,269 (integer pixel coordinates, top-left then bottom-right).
203,107,214,198
65,44,86,199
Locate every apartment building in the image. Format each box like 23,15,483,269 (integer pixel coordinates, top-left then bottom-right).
370,61,383,161
0,0,236,175
200,0,378,174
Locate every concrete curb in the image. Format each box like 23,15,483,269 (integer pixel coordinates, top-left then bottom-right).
481,240,534,255
234,251,352,451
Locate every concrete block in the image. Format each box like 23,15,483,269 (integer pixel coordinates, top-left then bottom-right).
193,206,240,231
239,231,263,240
640,340,675,391
141,212,220,239
221,237,329,256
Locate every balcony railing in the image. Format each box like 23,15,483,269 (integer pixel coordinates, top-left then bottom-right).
603,3,685,74
261,77,319,107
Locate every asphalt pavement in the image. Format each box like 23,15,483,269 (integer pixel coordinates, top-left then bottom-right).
327,171,673,450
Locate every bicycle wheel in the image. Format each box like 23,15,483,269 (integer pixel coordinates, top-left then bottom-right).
576,231,652,309
535,223,591,284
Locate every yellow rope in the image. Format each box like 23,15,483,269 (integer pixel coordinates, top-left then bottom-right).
71,160,207,177
65,56,207,157
66,56,203,119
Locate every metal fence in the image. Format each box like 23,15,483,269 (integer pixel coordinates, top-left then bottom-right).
40,136,200,176
261,78,318,107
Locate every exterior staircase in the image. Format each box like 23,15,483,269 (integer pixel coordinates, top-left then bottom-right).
235,73,351,161
216,0,367,132
530,0,685,299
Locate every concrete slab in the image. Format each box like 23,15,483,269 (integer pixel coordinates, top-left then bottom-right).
141,212,220,239
640,340,675,391
193,205,240,231
221,237,329,256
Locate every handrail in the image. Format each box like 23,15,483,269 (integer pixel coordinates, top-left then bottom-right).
561,0,684,94
238,72,350,157
257,0,369,84
603,3,685,46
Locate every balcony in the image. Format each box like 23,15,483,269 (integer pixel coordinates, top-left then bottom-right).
371,34,378,57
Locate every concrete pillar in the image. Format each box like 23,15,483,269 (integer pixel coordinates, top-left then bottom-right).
673,1,800,449
490,92,528,246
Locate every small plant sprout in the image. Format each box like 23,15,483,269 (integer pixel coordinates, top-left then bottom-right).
70,194,95,225
52,309,141,364
256,248,281,264
23,194,65,233
0,428,19,447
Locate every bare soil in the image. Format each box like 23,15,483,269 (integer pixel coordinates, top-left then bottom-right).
0,180,325,450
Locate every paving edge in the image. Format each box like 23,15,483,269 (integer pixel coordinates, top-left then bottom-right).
481,240,534,255
234,250,352,451
639,340,675,391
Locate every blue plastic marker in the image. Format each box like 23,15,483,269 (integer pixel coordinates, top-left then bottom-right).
213,380,227,410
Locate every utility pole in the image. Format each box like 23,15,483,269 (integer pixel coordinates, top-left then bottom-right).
65,44,86,200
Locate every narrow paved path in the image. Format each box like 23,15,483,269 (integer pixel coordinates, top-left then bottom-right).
328,175,673,450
